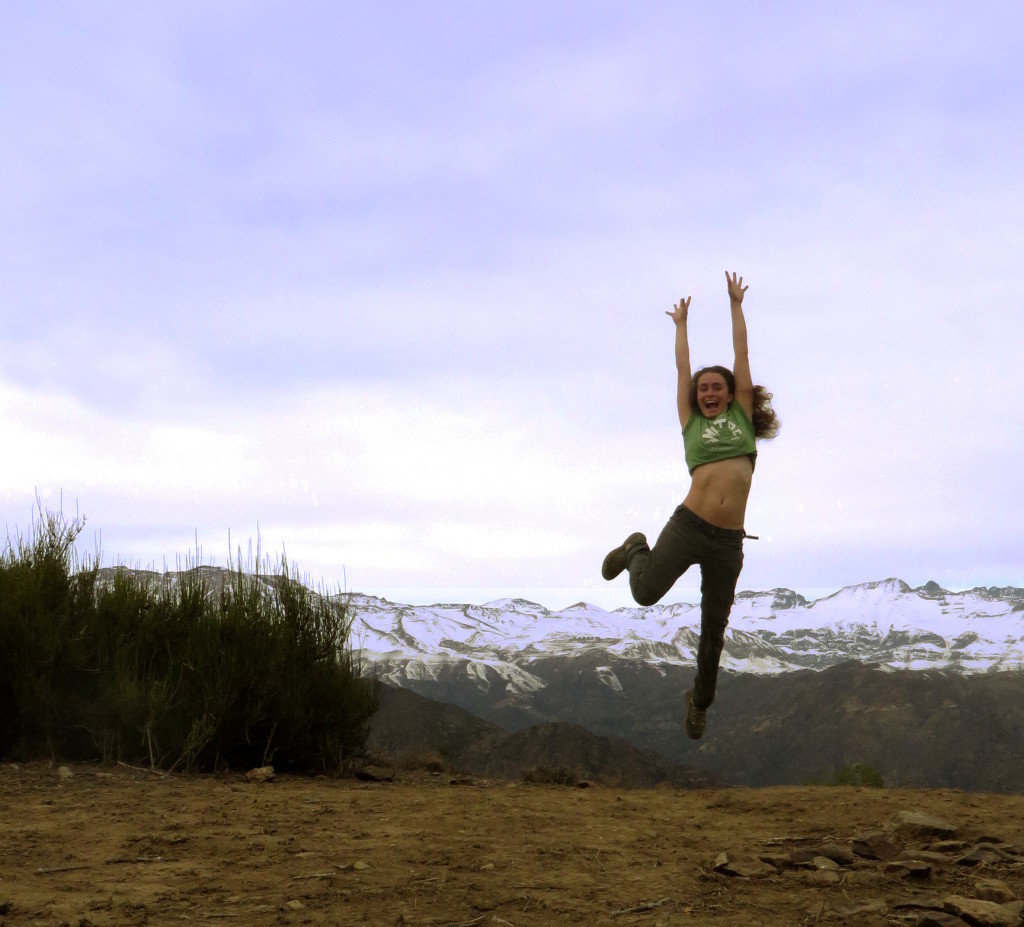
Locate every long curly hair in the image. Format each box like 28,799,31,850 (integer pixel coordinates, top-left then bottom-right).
690,365,780,440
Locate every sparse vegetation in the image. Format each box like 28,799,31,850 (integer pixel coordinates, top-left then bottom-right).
392,750,448,774
807,763,885,788
831,763,885,788
0,508,378,772
522,765,579,786
364,749,450,774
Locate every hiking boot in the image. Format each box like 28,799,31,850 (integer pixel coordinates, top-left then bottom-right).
601,532,647,581
685,689,706,740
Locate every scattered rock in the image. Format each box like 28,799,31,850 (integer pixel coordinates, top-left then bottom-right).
354,765,394,783
809,856,839,871
816,843,855,866
352,861,369,871
890,811,958,841
799,870,840,885
58,766,74,781
787,848,821,865
884,860,932,880
245,766,276,783
900,849,953,866
692,820,1016,921
853,829,901,861
957,845,1014,866
917,914,965,927
975,880,1016,904
713,850,774,878
842,869,885,885
943,895,1021,927
285,900,305,911
1004,901,1024,920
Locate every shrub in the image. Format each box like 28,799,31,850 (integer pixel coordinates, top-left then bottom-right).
802,762,884,786
522,766,579,786
0,507,378,772
0,508,99,758
370,750,448,774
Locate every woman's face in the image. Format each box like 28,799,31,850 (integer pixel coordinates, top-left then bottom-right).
696,372,732,417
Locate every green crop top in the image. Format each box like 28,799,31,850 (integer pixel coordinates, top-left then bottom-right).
683,402,757,474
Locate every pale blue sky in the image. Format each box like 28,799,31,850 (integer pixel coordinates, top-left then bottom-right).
2,2,1023,608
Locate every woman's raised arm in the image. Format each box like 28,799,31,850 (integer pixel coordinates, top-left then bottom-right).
726,271,754,420
666,295,692,429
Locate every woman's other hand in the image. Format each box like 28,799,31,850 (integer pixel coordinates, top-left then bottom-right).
666,295,691,325
725,271,748,305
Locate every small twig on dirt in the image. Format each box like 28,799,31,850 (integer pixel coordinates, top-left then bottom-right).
611,897,673,916
105,856,164,865
443,917,486,927
289,872,336,881
35,864,90,874
116,760,167,777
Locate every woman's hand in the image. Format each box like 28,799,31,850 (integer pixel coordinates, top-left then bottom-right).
725,270,748,304
665,295,691,325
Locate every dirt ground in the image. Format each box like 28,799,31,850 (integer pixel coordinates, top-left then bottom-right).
2,763,1024,927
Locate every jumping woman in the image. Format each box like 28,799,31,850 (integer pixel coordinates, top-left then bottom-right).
601,271,779,740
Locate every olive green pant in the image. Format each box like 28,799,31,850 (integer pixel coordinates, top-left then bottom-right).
626,504,744,710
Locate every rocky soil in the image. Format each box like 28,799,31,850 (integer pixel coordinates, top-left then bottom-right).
2,762,1024,926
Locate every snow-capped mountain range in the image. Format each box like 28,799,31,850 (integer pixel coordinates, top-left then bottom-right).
349,578,1024,685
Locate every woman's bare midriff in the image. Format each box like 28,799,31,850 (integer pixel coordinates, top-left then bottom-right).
682,455,754,529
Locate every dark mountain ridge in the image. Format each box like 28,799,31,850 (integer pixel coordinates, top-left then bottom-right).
366,684,719,788
379,659,1024,792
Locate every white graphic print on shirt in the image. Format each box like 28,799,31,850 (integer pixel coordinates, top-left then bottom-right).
701,413,744,450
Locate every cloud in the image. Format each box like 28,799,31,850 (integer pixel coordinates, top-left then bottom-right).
2,4,1023,606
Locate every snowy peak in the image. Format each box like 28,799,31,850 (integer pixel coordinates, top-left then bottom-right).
351,578,1024,681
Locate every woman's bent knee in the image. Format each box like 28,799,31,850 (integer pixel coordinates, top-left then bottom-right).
631,586,663,607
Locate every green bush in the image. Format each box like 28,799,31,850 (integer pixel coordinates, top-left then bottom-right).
827,763,885,788
0,509,99,759
0,508,378,772
806,762,888,786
